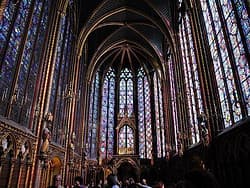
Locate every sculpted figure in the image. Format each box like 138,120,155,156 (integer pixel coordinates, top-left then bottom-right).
41,128,51,154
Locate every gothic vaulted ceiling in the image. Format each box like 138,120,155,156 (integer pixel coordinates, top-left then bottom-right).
77,0,176,80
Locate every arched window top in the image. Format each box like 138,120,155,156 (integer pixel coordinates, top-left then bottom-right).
137,67,146,77
105,68,115,80
120,68,133,81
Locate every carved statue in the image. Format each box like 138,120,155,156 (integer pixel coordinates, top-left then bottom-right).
41,128,51,154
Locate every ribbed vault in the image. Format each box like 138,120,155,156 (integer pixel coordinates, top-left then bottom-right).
77,0,174,79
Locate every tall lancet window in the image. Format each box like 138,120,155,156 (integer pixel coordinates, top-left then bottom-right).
49,8,73,145
119,68,134,116
0,0,51,126
137,68,152,159
154,73,166,158
168,55,179,152
87,72,100,159
100,68,115,159
200,0,250,128
180,11,204,144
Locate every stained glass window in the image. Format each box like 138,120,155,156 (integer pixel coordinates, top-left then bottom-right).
0,1,16,51
137,68,152,159
87,72,100,159
50,9,73,145
18,0,50,125
91,65,157,159
49,16,66,114
200,0,250,128
154,73,166,158
168,55,179,152
0,0,51,126
100,68,115,159
118,124,134,154
119,68,134,116
179,12,203,144
0,0,33,116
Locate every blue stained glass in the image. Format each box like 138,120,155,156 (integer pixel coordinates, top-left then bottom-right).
201,0,249,125
169,57,178,152
158,79,165,156
119,78,126,116
107,75,115,157
234,0,250,51
14,0,46,124
227,0,250,115
153,73,165,157
209,0,221,34
220,7,243,120
87,72,100,158
100,68,115,158
119,68,134,116
180,12,203,144
119,125,134,154
137,68,152,159
0,1,51,118
127,78,134,116
3,2,28,43
49,16,66,113
221,0,233,18
0,1,15,52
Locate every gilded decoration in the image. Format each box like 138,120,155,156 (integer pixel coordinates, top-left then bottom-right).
0,120,36,161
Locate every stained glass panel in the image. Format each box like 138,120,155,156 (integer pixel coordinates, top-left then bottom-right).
87,72,99,158
221,0,250,116
53,12,73,144
17,0,46,125
127,78,134,116
0,1,15,53
108,76,115,157
0,0,32,115
233,0,250,51
200,0,249,127
119,79,126,116
0,0,51,123
119,68,134,116
180,12,203,144
118,125,134,154
49,16,66,114
144,77,152,158
100,68,115,158
154,73,166,158
168,55,178,152
137,68,152,159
